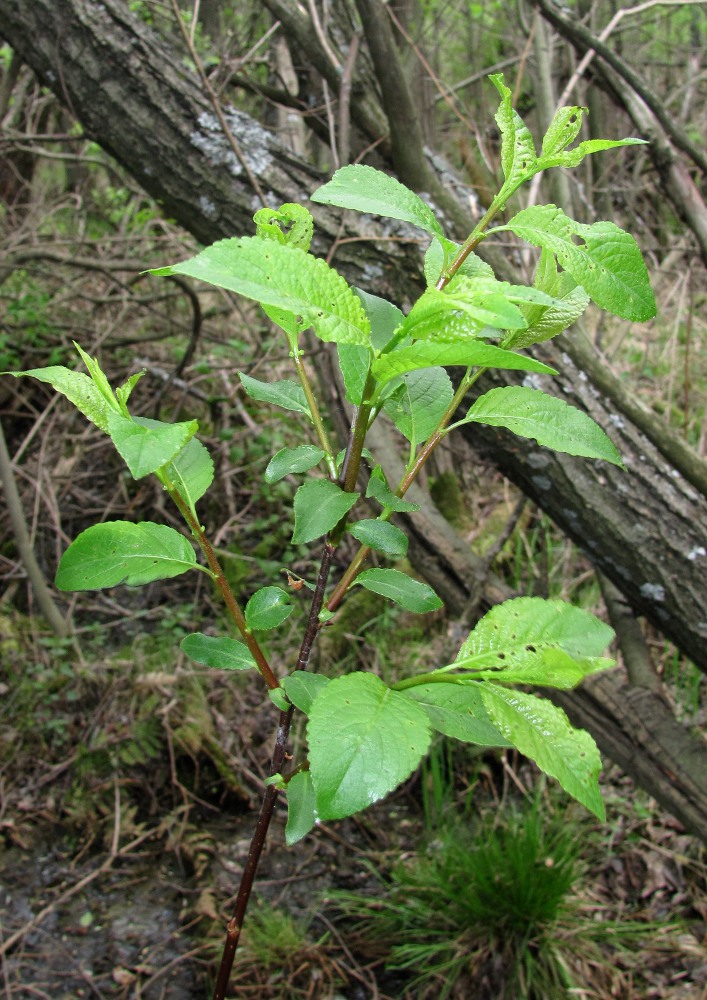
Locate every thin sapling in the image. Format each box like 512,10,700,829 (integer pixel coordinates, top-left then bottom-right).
5,76,655,998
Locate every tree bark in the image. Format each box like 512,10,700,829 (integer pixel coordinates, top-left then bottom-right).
1,0,705,672
354,0,433,192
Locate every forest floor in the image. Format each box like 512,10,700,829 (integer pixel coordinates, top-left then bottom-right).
0,611,705,1000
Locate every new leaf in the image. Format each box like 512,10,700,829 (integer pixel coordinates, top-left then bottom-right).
107,413,198,480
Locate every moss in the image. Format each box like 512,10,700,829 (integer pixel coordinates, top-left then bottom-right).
429,471,465,527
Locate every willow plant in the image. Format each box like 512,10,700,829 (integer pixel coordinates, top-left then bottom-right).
6,77,655,998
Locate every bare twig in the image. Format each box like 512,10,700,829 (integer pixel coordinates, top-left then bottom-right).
559,0,707,111
306,0,341,71
337,28,362,167
386,3,477,135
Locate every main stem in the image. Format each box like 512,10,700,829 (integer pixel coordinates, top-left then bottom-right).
212,541,335,999
212,716,292,1000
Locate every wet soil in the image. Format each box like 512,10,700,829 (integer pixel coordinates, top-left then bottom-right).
1,780,706,1000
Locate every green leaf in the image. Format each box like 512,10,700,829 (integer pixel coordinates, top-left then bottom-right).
269,688,291,712
254,202,314,251
292,480,359,544
348,519,409,557
452,597,615,687
490,73,537,198
480,685,605,818
401,305,489,344
507,251,590,349
245,586,294,630
151,236,370,345
540,137,647,172
239,372,311,418
499,205,655,321
55,521,197,591
337,343,373,405
462,596,615,659
311,164,444,238
404,281,529,342
115,370,145,412
464,386,624,466
307,672,432,821
383,368,453,446
282,671,330,715
261,304,305,350
5,366,113,432
538,105,646,172
285,770,318,846
401,682,511,746
166,436,214,507
366,467,420,513
180,632,257,671
264,445,326,483
540,105,586,159
356,568,443,613
73,343,120,411
107,413,198,480
354,288,405,350
372,340,556,385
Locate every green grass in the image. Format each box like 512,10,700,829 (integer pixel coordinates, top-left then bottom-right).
334,799,583,999
224,899,343,999
330,787,682,1000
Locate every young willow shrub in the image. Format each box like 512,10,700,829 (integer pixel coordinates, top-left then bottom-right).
5,76,655,996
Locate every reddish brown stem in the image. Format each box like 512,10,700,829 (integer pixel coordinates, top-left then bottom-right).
212,712,293,1000
167,486,279,690
212,537,337,997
